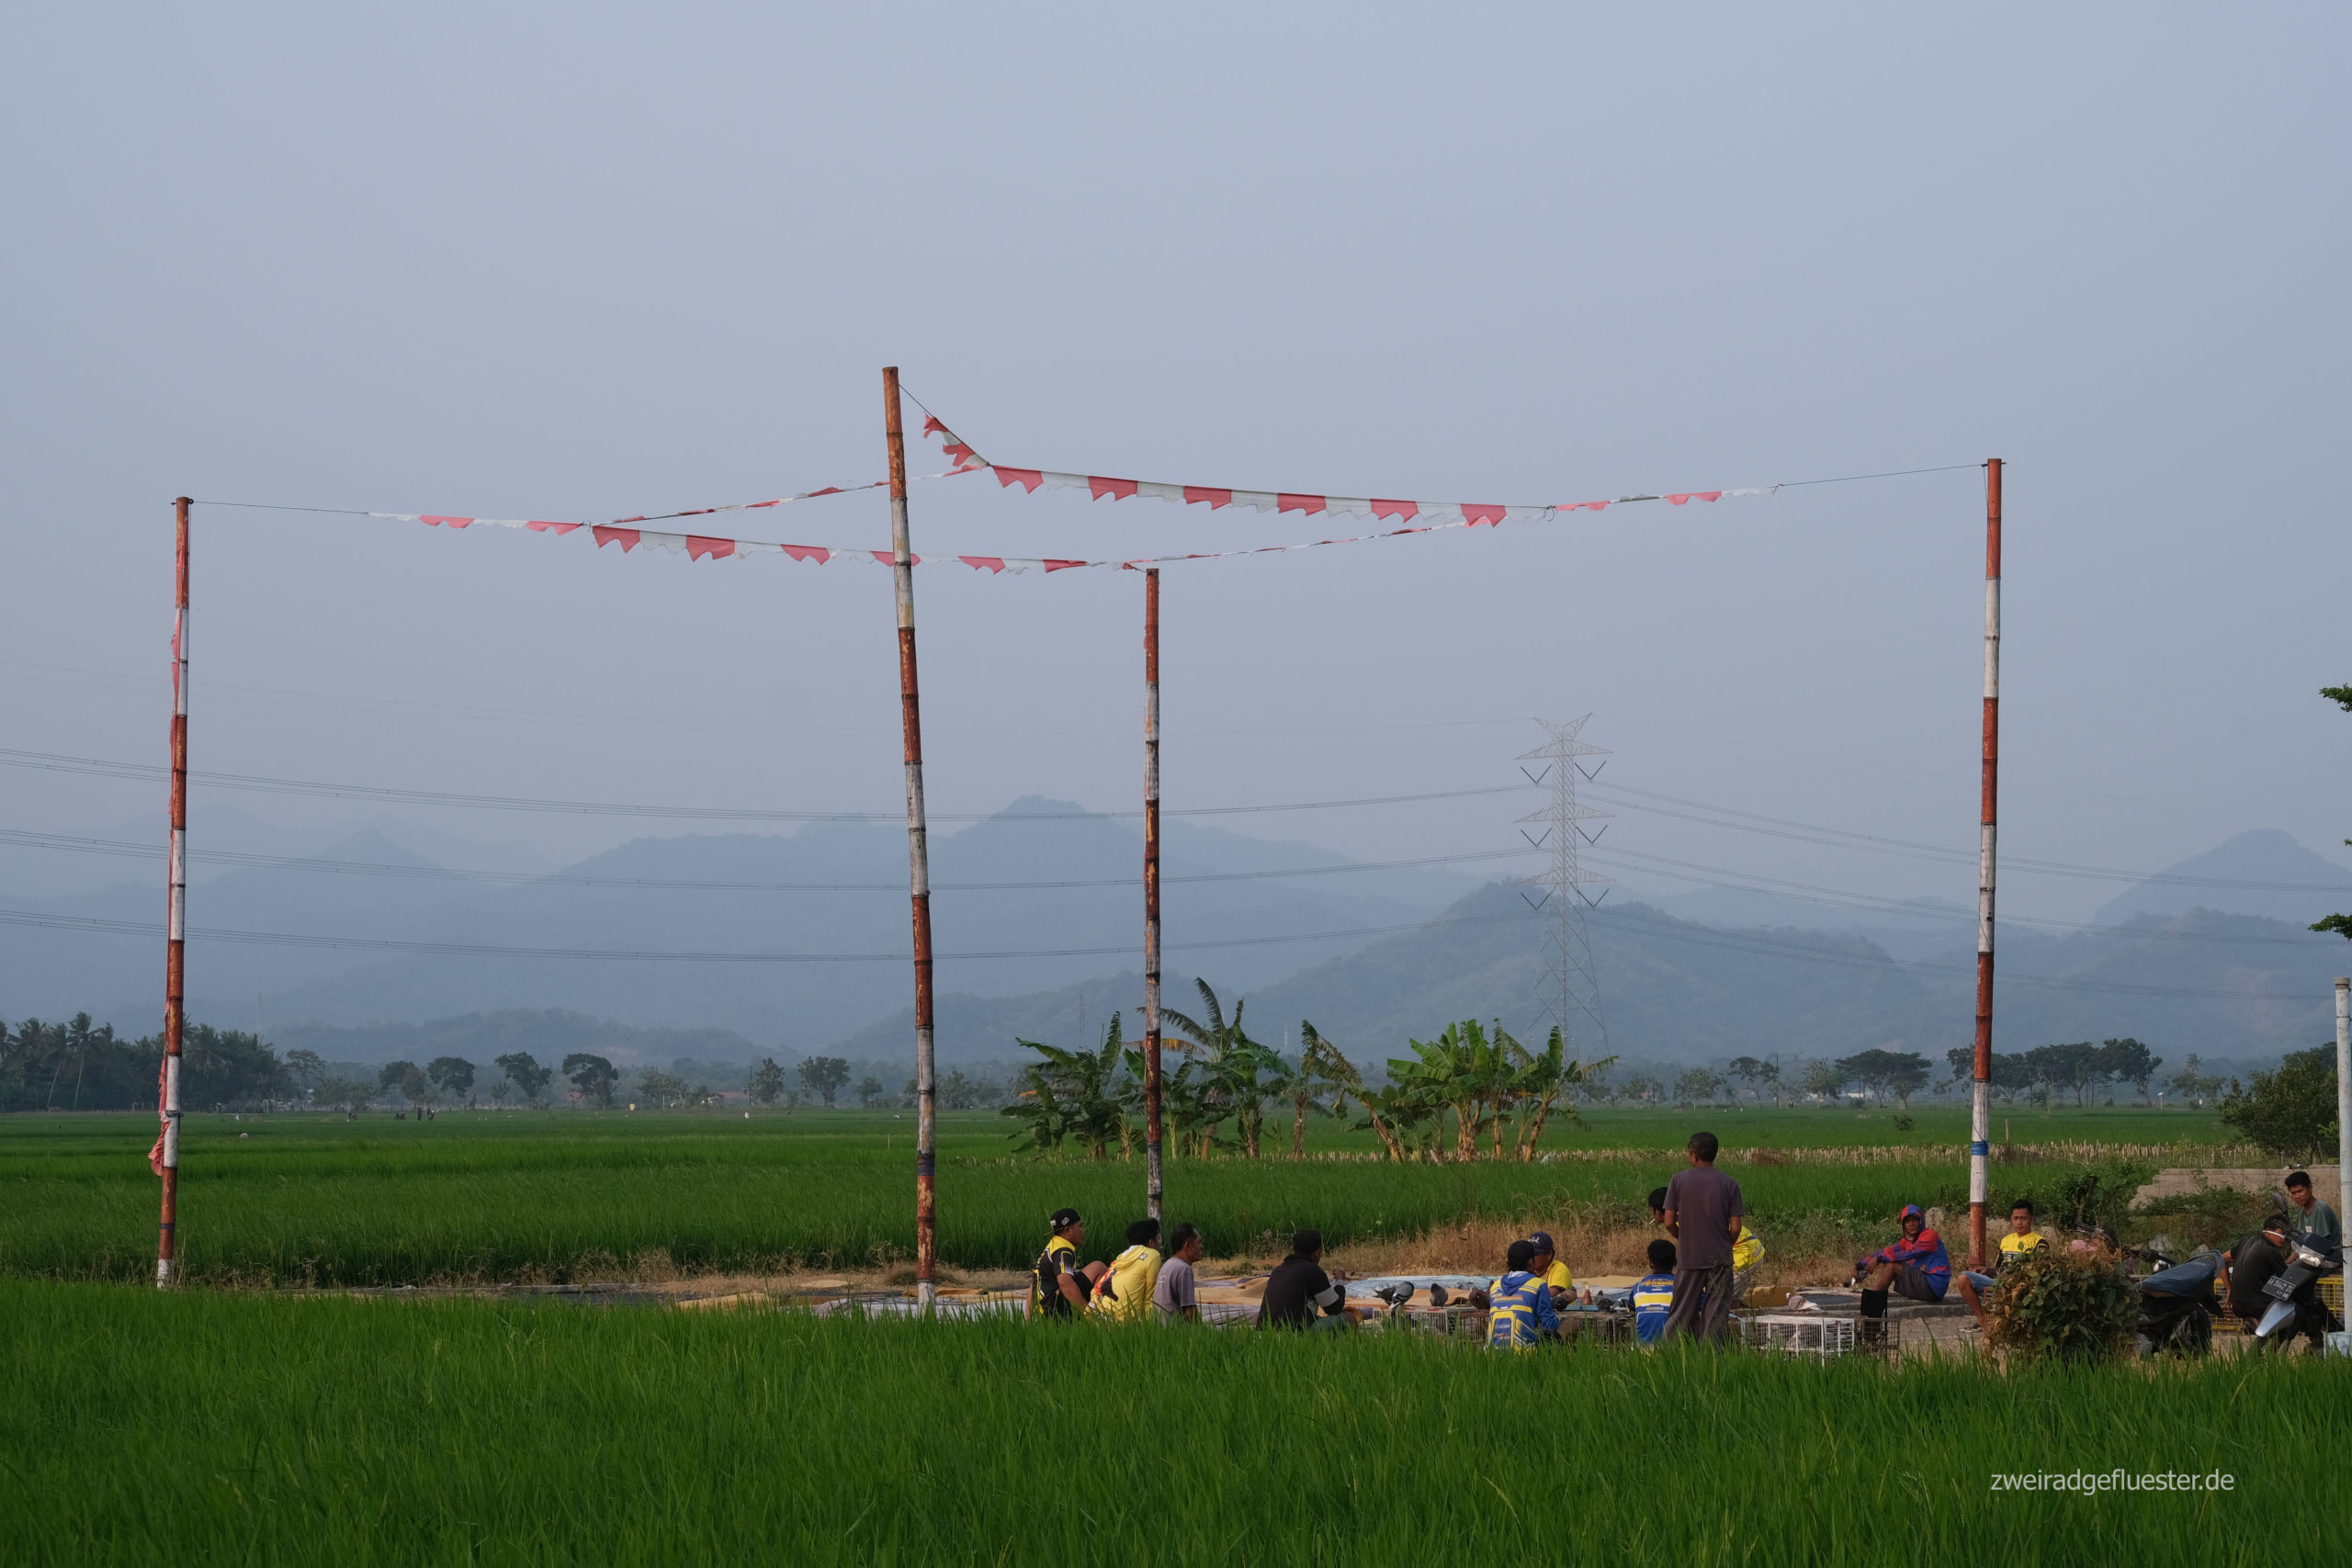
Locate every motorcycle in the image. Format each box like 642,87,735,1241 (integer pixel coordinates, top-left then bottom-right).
2251,1235,2344,1347
2132,1245,2222,1357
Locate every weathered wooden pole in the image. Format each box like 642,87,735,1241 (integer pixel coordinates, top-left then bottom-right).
1143,568,1163,1222
157,496,191,1286
1969,458,2002,1271
883,368,938,1310
2335,977,2349,1250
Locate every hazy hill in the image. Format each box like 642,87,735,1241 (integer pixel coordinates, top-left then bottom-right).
842,886,2349,1069
2091,829,2352,926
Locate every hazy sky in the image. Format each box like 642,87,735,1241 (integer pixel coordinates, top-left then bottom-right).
5,4,2346,927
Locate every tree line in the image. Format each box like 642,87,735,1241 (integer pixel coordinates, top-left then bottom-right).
0,1015,287,1113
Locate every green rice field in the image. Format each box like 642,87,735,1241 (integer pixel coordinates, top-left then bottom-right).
0,1280,2331,1566
0,1105,2245,1285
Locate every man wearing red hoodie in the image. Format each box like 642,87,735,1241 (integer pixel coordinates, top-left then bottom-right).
1853,1203,1949,1342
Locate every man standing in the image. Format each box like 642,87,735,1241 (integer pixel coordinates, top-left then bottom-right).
1257,1229,1346,1330
1154,1223,1205,1325
1030,1208,1102,1321
2283,1171,2342,1250
1662,1131,1745,1343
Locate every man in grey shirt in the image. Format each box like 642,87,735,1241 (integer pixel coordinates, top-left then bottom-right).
1661,1130,1745,1344
1154,1222,1205,1325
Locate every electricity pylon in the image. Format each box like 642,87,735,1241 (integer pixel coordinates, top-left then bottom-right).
1516,716,1611,1055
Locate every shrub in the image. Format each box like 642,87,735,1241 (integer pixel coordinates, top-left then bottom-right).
1984,1247,2136,1363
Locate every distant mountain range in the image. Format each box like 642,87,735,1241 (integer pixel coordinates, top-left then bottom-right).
0,798,1479,1048
7,807,2348,1071
843,887,2349,1070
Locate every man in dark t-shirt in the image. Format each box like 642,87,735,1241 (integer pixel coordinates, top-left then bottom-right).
1661,1131,1745,1344
1257,1229,1346,1329
2226,1217,2289,1320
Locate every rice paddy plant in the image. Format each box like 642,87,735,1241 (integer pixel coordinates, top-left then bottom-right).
6,1112,2012,1283
0,1281,2332,1566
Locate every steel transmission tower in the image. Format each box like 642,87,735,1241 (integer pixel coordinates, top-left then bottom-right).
1516,716,1611,1054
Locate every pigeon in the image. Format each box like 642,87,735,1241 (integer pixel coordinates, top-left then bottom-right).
1427,1283,1451,1308
1371,1283,1415,1310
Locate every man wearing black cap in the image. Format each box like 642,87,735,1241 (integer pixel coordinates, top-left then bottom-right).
1031,1209,1104,1320
1526,1231,1573,1307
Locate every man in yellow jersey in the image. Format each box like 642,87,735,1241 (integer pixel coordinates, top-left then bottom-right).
1729,1220,1766,1308
1090,1217,1165,1324
1525,1230,1573,1306
1030,1208,1104,1320
1954,1199,2045,1329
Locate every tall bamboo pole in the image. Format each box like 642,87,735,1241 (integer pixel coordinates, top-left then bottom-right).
1143,569,1163,1222
157,496,190,1287
883,368,937,1310
1969,458,2002,1270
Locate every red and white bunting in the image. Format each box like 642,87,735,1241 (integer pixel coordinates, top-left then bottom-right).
340,407,1801,578
368,510,1097,574
918,413,1777,522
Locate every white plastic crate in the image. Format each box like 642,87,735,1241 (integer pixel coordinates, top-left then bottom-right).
1743,1314,1857,1358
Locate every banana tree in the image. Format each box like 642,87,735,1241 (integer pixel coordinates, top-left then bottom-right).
1503,1025,1617,1161
1389,1020,1512,1160
1263,1042,1337,1161
1161,979,1283,1158
1300,1021,1406,1162
1003,1019,1130,1159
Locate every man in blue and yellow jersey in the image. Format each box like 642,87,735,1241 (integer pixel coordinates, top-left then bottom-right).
1955,1199,2044,1329
1487,1239,1560,1350
1031,1208,1103,1320
1631,1239,1677,1346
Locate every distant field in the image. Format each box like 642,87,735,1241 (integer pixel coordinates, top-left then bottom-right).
1,1282,2328,1566
0,1104,2243,1285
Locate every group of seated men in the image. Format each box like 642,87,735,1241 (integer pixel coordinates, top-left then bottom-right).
1025,1167,2338,1348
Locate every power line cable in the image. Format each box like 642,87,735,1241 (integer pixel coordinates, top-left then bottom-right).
0,904,1539,964
0,747,1530,823
0,825,1534,892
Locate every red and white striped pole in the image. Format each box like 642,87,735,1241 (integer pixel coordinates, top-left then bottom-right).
1969,459,2002,1271
1143,569,1163,1223
157,496,190,1286
883,368,939,1312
